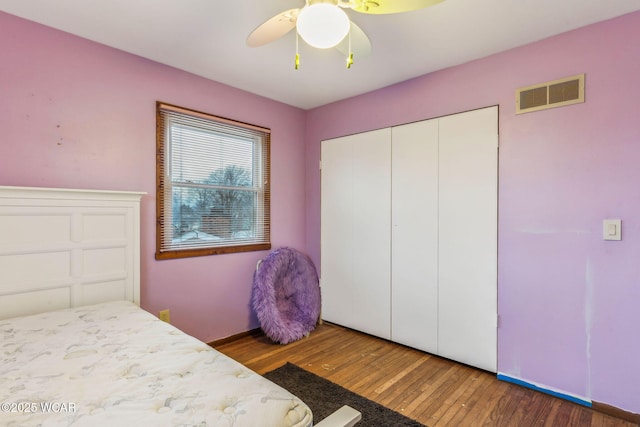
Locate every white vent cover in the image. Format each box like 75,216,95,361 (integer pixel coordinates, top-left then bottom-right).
516,74,585,114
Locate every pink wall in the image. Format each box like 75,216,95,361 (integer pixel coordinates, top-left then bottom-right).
0,12,307,343
305,11,640,414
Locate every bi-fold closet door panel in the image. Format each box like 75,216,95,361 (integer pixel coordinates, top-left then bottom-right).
320,128,392,340
320,138,353,330
438,107,498,373
391,119,439,354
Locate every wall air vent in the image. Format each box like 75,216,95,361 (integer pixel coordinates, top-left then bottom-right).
516,74,585,114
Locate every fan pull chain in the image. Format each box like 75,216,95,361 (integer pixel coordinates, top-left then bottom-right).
346,25,354,69
295,31,300,70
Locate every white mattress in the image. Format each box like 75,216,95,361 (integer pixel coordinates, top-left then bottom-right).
0,301,312,427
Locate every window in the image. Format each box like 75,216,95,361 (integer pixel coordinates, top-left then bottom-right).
156,102,270,259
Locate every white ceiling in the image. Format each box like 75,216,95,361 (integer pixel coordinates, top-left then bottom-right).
2,0,639,109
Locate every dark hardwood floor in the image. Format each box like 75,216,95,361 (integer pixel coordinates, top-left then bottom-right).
215,322,636,426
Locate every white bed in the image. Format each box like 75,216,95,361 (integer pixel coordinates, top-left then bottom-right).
0,186,359,427
1,300,312,426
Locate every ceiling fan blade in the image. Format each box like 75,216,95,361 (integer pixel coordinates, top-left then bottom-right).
247,9,299,47
350,0,445,14
336,21,372,58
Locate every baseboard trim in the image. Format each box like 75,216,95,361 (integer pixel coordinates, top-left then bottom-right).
496,373,591,407
208,327,263,348
591,401,640,424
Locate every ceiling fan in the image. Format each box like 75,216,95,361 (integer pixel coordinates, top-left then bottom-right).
247,0,445,69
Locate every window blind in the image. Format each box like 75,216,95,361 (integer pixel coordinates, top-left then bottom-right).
156,102,270,259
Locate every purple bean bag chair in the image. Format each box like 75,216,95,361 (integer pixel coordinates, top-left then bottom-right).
252,247,321,344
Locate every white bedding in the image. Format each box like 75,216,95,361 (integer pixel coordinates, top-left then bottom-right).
0,301,312,427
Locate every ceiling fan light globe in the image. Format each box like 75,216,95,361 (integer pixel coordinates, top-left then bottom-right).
296,4,350,49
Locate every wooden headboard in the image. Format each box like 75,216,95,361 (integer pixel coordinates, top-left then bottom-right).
0,186,145,320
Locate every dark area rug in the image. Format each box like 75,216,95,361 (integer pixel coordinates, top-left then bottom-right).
264,362,426,426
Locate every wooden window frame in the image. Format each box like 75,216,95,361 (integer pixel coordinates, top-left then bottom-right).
156,102,271,260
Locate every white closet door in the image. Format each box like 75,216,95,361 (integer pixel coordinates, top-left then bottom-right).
321,138,354,328
321,129,392,339
391,119,439,353
438,106,498,372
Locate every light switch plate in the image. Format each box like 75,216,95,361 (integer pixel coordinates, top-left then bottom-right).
603,219,621,241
